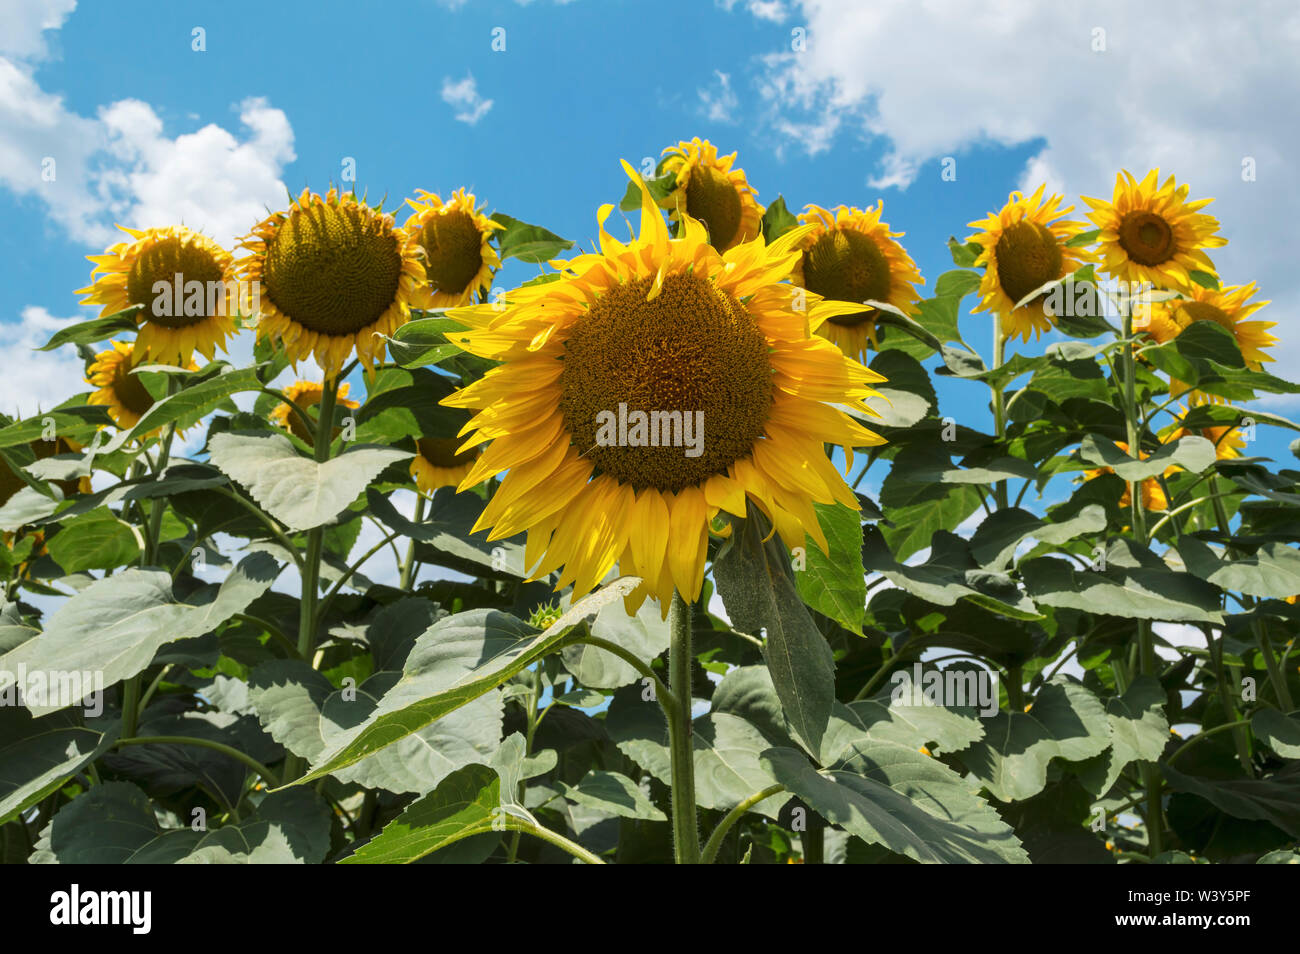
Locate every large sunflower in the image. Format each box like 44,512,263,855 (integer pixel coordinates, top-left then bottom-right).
86,341,167,431
269,379,359,447
1082,170,1226,290
403,189,503,308
239,189,426,379
658,138,763,252
441,161,887,615
77,225,238,366
1138,282,1274,403
967,185,1095,342
792,203,924,360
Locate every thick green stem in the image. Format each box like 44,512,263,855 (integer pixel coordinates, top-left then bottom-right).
667,590,700,864
700,783,786,864
398,494,428,591
990,319,1009,510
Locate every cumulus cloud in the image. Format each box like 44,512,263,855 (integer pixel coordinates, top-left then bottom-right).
717,0,788,22
441,74,494,125
698,70,740,124
744,0,1300,382
0,307,93,420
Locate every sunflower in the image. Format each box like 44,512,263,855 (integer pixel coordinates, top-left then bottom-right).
403,189,503,308
440,161,887,616
1137,282,1275,404
411,437,479,494
966,185,1095,342
239,188,426,379
1082,170,1226,290
1163,412,1246,460
658,138,763,252
1083,441,1171,512
792,203,924,360
0,436,91,506
77,225,238,367
86,341,165,431
269,379,359,447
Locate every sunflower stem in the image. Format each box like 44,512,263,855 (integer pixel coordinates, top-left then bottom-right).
285,377,339,782
990,318,1009,510
666,590,700,864
398,494,428,591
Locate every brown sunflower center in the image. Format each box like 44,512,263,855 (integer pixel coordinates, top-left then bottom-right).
558,272,773,493
1118,210,1176,266
125,236,226,330
802,228,892,327
417,436,477,469
684,164,743,249
994,220,1063,308
262,201,403,336
112,359,155,418
1175,301,1233,333
417,210,485,297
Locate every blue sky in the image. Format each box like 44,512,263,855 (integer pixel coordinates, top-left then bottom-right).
2,0,1296,477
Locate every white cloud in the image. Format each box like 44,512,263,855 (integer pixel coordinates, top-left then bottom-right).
0,3,296,248
748,0,1300,373
441,74,494,125
718,0,788,23
698,70,740,124
0,306,93,420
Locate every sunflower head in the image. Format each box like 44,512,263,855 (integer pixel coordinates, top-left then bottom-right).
270,379,359,447
1138,281,1274,404
658,139,763,252
1164,413,1246,461
239,188,426,380
1083,440,1172,512
86,341,165,432
77,225,238,367
966,185,1096,342
1082,170,1227,290
792,203,923,361
412,436,479,495
403,189,503,308
440,160,887,616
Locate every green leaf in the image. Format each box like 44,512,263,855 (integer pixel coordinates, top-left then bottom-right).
619,171,678,211
368,488,526,580
1188,269,1220,290
1075,676,1170,797
713,514,836,755
1163,763,1300,838
960,680,1111,801
794,502,867,635
1177,537,1300,600
558,770,666,821
969,504,1107,572
493,213,574,263
559,589,669,689
179,788,333,864
760,195,799,242
386,317,473,368
0,552,281,716
1064,228,1100,248
762,745,1029,863
37,307,142,352
0,707,119,825
46,506,141,572
342,763,527,864
208,433,411,532
0,487,64,532
1252,709,1300,758
946,237,981,268
1020,555,1224,624
296,581,639,786
1079,434,1216,480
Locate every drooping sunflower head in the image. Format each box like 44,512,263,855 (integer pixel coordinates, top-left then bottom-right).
86,341,165,431
1082,441,1171,512
1082,170,1227,290
402,189,503,308
239,188,426,379
658,138,763,252
412,435,480,495
1138,281,1274,404
792,203,924,361
441,160,887,616
77,225,238,367
269,379,360,447
1163,412,1246,461
966,185,1096,342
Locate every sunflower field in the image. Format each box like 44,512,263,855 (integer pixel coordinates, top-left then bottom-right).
2,142,1299,868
